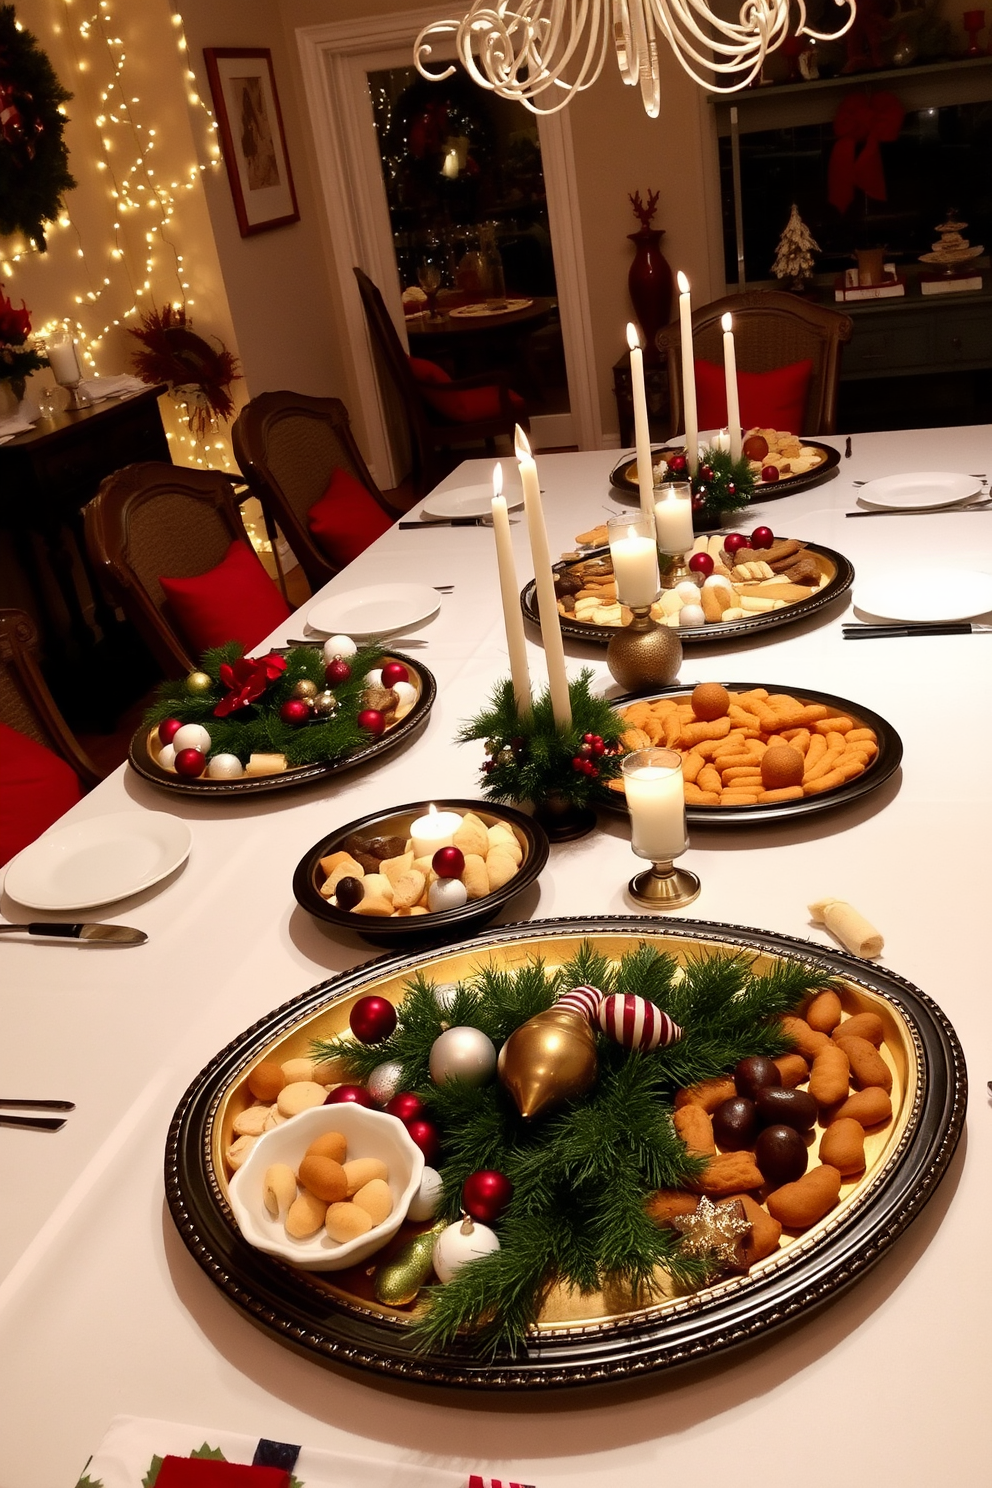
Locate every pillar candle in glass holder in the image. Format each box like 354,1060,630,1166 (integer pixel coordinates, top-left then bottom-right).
676,271,698,476
712,428,731,454
47,333,80,386
622,748,687,862
626,322,655,523
491,464,531,718
607,514,660,608
516,425,571,729
721,313,742,462
653,481,694,554
410,804,463,858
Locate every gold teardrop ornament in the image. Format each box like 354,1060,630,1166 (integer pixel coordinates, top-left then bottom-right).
497,1006,599,1119
373,1220,446,1307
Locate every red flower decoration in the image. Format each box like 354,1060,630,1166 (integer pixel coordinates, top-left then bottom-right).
0,285,32,346
213,652,286,717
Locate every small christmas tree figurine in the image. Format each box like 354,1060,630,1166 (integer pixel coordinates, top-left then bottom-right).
771,204,820,292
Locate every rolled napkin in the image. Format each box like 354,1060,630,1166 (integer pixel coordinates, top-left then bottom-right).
808,897,883,959
77,373,147,402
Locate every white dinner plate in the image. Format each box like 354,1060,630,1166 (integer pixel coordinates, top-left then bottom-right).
855,567,992,623
857,472,981,510
3,810,192,911
306,582,441,640
421,482,524,519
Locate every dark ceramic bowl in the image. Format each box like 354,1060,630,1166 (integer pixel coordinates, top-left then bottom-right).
293,798,549,945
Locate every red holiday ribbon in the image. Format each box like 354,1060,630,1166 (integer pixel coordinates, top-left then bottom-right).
213,652,286,717
827,92,905,214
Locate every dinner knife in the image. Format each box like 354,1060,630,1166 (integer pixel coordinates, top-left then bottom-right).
843,623,992,639
0,922,147,944
846,504,992,517
398,516,490,528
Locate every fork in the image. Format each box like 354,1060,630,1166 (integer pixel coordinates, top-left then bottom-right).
0,1098,74,1132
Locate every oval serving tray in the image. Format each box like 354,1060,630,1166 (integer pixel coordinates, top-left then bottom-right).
165,915,964,1390
602,681,902,826
521,541,853,648
128,652,436,797
610,440,841,502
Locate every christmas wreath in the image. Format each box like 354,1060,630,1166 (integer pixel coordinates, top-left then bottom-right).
0,5,76,247
128,303,240,437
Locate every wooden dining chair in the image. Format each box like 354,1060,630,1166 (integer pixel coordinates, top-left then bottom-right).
83,462,263,678
232,391,402,593
656,290,853,437
353,266,528,494
0,607,102,791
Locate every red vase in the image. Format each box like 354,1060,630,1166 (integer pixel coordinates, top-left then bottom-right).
627,228,673,363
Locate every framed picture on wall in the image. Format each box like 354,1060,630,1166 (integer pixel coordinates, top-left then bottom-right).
203,47,299,236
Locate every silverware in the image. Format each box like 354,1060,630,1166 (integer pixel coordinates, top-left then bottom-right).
853,475,985,484
285,637,429,648
0,1097,75,1133
847,501,992,517
398,517,492,528
843,623,992,639
0,922,147,945
845,436,852,458
433,585,455,592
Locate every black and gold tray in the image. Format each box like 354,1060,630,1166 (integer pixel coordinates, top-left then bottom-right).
609,441,841,502
603,681,903,826
522,541,853,648
128,652,436,797
165,917,964,1389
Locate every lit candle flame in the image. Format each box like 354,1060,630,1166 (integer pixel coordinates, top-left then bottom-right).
721,311,733,332
677,270,690,295
514,424,532,460
626,322,641,351
493,462,503,498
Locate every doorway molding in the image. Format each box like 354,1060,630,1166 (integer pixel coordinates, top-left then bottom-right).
296,8,603,487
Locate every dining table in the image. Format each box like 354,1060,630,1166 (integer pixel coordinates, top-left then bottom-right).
1,422,990,1487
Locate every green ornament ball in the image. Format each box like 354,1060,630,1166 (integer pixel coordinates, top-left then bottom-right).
185,670,213,696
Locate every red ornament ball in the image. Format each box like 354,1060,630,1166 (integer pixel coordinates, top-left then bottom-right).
404,1117,441,1166
688,552,714,577
432,845,465,878
723,532,751,556
279,698,311,726
462,1168,514,1225
598,992,682,1051
349,995,398,1044
667,452,688,474
325,657,352,686
380,661,409,688
385,1090,426,1122
357,708,386,737
324,1084,376,1108
699,463,715,483
158,718,183,746
174,747,206,778
759,463,780,484
751,524,775,547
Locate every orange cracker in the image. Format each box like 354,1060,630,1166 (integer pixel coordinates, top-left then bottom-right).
846,728,876,744
678,717,733,748
697,763,723,794
804,750,842,783
681,750,706,784
720,791,760,804
804,733,827,771
684,782,721,805
795,704,829,724
814,715,854,735
722,767,763,784
781,728,811,754
758,786,804,802
804,768,847,795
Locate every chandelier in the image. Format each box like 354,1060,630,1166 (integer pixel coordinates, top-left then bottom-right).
414,0,856,116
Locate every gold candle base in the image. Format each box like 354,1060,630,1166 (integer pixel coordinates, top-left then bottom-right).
627,859,701,910
606,604,682,692
659,553,691,590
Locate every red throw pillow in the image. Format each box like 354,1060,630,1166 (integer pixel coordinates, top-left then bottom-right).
159,540,291,657
693,357,813,435
306,466,393,568
153,1458,290,1487
408,355,527,425
0,721,83,865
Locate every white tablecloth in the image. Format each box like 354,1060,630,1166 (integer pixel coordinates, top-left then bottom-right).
1,425,990,1486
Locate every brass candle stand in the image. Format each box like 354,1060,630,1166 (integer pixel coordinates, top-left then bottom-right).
659,552,692,590
605,602,682,692
628,857,701,909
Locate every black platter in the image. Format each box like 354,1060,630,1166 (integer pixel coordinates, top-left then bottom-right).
609,440,842,502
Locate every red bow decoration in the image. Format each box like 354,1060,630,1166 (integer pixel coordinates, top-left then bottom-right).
828,92,905,215
213,652,286,717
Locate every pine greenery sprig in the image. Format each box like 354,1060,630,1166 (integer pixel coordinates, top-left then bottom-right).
456,671,626,807
310,941,840,1354
141,640,393,766
694,446,755,528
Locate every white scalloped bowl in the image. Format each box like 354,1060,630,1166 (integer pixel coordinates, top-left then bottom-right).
228,1104,425,1271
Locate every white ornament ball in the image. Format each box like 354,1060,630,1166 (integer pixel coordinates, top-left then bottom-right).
323,634,357,661
392,680,417,710
207,752,244,779
675,580,701,603
702,573,733,593
366,1059,404,1107
407,1166,444,1222
158,743,176,770
429,1026,497,1086
173,722,212,753
428,877,468,914
679,603,706,629
364,667,383,688
433,982,459,1013
433,1216,500,1284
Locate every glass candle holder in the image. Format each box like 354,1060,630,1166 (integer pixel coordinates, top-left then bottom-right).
607,512,660,610
654,481,694,587
621,747,700,909
46,332,90,409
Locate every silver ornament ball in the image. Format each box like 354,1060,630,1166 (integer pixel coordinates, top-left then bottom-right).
366,1059,404,1107
429,1026,497,1087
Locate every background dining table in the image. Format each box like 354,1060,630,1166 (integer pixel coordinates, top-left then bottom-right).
1,423,989,1486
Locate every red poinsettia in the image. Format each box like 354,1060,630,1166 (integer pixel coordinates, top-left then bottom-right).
0,285,32,346
213,652,286,717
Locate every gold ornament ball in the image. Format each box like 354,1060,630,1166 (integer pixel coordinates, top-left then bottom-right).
497,1005,599,1119
312,689,339,717
292,678,318,701
185,670,213,696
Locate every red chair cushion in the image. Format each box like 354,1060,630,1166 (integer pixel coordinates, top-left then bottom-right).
306,466,394,568
694,357,813,435
0,721,83,865
159,540,291,657
408,355,526,425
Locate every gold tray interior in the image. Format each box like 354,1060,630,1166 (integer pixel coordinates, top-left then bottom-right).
211,930,914,1335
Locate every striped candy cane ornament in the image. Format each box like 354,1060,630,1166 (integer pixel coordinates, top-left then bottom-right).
556,984,603,1022
598,993,682,1051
